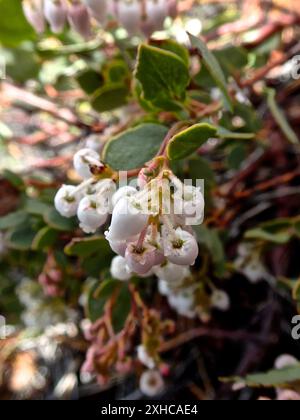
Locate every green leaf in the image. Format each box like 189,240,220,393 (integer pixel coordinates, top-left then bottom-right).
167,123,217,161
86,279,131,331
24,198,52,216
112,284,131,333
245,218,293,244
152,39,190,67
76,69,104,95
220,103,263,133
227,144,247,170
223,365,300,388
44,208,77,232
0,211,29,230
0,0,36,47
245,228,291,244
7,227,36,250
103,123,168,170
86,279,119,322
195,226,226,276
189,157,216,188
103,59,129,84
215,46,249,78
91,83,129,112
266,88,298,144
189,33,233,112
218,127,255,140
135,44,190,110
2,170,25,190
3,47,40,83
32,227,58,251
65,236,112,259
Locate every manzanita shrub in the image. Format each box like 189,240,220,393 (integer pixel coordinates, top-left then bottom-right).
1,0,300,400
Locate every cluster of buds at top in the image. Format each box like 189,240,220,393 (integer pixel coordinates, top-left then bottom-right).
22,0,178,38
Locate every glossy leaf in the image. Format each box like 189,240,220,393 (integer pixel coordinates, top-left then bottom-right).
103,123,168,170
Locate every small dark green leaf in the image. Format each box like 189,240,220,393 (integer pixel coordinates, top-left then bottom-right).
218,127,255,140
223,365,300,388
7,227,36,250
189,33,233,112
267,88,298,144
24,198,52,216
135,44,190,110
65,236,112,258
195,226,226,276
76,69,104,94
167,123,217,161
103,59,129,83
44,208,77,232
32,227,58,251
3,47,40,83
227,144,247,170
245,218,293,244
103,123,168,170
112,284,131,333
86,279,119,322
2,170,25,190
152,39,190,67
91,83,129,112
0,211,28,230
0,0,36,47
86,279,131,330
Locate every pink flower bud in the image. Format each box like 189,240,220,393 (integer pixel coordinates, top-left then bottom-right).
141,0,168,37
137,168,148,189
44,0,67,33
48,269,63,283
84,0,107,24
22,0,45,34
125,242,156,275
167,0,177,18
159,363,171,377
81,346,96,374
67,1,92,39
117,0,142,35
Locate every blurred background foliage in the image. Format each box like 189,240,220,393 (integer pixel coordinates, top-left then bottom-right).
1,0,300,400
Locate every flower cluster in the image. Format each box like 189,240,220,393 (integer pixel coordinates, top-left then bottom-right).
55,148,116,234
106,171,204,280
55,147,205,278
22,0,178,38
